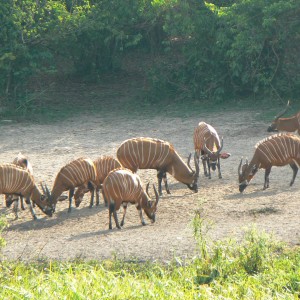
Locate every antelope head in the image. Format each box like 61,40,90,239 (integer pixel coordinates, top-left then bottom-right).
267,100,290,132
186,152,200,192
40,183,67,214
40,183,54,216
74,184,89,208
144,183,160,223
238,158,258,192
202,138,230,170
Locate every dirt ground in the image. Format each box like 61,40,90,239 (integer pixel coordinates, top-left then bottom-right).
1,109,300,262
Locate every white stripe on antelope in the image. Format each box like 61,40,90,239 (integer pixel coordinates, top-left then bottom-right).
5,152,35,219
194,122,230,179
0,164,53,219
267,101,300,134
102,168,160,229
117,137,199,195
44,157,97,212
74,156,121,208
238,133,300,192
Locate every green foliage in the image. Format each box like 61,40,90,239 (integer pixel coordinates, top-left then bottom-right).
0,0,299,116
147,0,300,103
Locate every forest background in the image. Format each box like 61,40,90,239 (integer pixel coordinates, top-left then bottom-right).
0,0,299,118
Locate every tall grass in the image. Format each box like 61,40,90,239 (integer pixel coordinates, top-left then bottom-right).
1,213,300,299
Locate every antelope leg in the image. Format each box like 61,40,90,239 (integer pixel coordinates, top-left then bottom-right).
120,203,128,227
162,172,171,194
263,167,272,189
68,188,75,213
289,163,298,186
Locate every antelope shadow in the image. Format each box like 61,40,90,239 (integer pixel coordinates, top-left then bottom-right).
5,204,107,232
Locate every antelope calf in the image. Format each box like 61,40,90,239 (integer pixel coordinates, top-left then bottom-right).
74,156,121,208
238,133,300,192
268,101,300,134
44,157,97,212
0,164,53,219
102,168,160,229
117,137,199,195
194,122,230,179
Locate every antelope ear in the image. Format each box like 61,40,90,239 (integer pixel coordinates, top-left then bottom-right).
220,152,231,159
58,195,68,201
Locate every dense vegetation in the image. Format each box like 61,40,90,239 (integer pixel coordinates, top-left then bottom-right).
1,0,299,116
1,215,300,299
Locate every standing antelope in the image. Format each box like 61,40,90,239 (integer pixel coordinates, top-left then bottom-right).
0,164,53,219
194,122,230,179
267,101,300,134
44,158,97,212
102,168,160,229
74,156,121,208
5,153,34,218
117,137,199,195
238,133,300,192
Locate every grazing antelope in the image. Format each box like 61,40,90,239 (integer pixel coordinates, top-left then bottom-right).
102,168,160,229
116,137,199,195
194,122,230,179
74,156,121,208
268,101,300,134
5,153,35,219
0,164,53,219
238,133,300,192
44,157,97,212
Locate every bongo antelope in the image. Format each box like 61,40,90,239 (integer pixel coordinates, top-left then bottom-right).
238,133,300,192
117,137,199,195
102,168,160,229
267,101,300,134
0,164,53,219
194,122,230,179
44,158,97,212
74,156,121,208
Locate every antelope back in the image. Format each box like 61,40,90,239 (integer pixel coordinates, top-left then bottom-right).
255,133,300,167
117,137,173,171
94,156,122,184
194,122,221,153
0,164,34,196
12,152,33,174
54,157,97,188
102,169,144,205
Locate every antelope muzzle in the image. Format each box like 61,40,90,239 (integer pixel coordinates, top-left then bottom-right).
239,182,248,193
267,124,278,132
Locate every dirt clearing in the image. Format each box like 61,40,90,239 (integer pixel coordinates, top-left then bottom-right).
1,109,299,261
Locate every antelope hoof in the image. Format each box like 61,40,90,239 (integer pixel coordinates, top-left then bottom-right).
68,208,72,213
120,220,124,227
117,225,122,229
142,221,146,226
167,190,171,194
219,175,222,179
89,205,93,209
33,215,38,220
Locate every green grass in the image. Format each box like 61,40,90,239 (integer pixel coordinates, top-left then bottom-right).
1,213,300,299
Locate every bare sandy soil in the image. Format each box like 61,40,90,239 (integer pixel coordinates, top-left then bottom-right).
1,109,300,262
